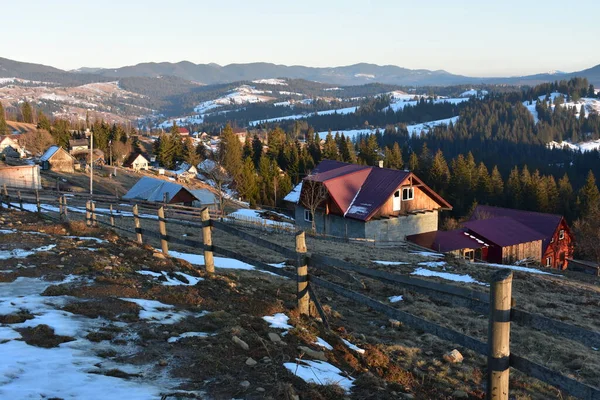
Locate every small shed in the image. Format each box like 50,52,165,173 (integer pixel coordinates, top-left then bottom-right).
190,189,218,210
40,146,76,173
463,217,545,265
406,229,489,261
69,138,89,154
123,176,198,206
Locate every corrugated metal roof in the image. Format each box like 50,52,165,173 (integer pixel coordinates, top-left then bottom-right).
123,177,197,203
40,146,60,162
407,229,487,252
470,205,563,250
190,189,217,204
464,217,546,247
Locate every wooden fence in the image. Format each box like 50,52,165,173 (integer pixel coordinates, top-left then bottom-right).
1,185,599,400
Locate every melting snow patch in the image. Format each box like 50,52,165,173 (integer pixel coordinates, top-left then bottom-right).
474,262,560,276
410,251,443,258
169,249,284,276
373,261,409,266
284,359,354,392
120,298,197,324
66,236,107,244
418,261,446,268
167,332,211,343
314,337,333,350
388,295,404,303
137,270,203,286
342,338,365,354
412,268,486,285
263,313,292,330
0,244,56,260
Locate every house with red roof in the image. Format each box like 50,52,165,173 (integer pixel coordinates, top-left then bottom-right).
286,160,452,240
470,205,573,269
177,127,190,136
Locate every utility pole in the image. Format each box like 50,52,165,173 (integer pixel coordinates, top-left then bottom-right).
88,129,93,195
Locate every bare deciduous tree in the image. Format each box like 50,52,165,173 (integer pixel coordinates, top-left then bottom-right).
573,207,600,263
300,179,329,233
199,157,232,216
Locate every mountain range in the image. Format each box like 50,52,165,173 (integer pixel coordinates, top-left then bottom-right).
2,57,599,87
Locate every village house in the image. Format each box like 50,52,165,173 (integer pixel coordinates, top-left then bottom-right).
174,162,198,180
0,136,24,158
69,138,89,154
39,146,76,173
123,176,198,206
0,164,42,190
285,160,452,240
177,127,190,136
123,153,149,171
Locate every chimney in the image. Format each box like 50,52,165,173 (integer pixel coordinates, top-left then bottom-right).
378,160,384,168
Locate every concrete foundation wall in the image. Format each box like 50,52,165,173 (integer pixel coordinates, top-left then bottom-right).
295,206,438,240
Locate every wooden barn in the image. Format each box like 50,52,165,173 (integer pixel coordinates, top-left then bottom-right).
470,205,574,270
123,177,198,206
39,146,76,173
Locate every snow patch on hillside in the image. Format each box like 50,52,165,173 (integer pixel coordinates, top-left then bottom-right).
252,78,287,86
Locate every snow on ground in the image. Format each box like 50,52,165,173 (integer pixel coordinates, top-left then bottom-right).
137,270,203,286
474,262,561,276
314,337,333,350
119,298,198,324
524,93,600,124
283,359,354,392
411,267,486,285
341,338,365,354
385,97,468,113
388,295,404,303
252,78,287,86
316,127,382,140
407,116,459,137
263,313,292,330
226,209,294,228
167,332,211,343
460,89,488,97
0,244,56,260
0,276,165,399
372,260,408,266
547,139,600,153
409,250,444,258
418,261,447,268
249,105,358,126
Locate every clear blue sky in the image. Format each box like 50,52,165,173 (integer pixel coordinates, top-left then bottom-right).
3,0,598,77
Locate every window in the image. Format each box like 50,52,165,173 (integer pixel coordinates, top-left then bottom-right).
402,187,414,201
464,250,474,261
546,257,552,267
304,209,313,222
559,230,565,240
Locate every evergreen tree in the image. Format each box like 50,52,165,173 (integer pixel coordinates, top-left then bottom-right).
475,162,492,203
490,166,504,205
408,152,419,172
182,137,200,167
557,173,574,220
576,170,600,216
506,167,522,209
428,149,450,195
545,175,559,214
237,157,259,206
21,101,33,124
0,102,7,135
322,132,339,160
252,134,263,168
219,124,243,180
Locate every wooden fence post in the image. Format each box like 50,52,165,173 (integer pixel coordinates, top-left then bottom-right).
62,195,68,221
59,196,64,221
158,206,169,255
91,201,97,227
201,208,214,274
3,184,8,207
17,190,23,211
109,204,115,227
35,190,41,213
487,269,513,400
133,204,143,244
296,231,309,316
85,200,91,226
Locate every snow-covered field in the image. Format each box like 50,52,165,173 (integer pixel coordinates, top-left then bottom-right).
252,78,287,86
524,92,600,124
547,139,600,153
248,105,358,127
384,97,467,113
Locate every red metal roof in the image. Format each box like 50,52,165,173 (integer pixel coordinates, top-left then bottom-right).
463,217,546,247
178,127,190,134
470,205,564,250
300,160,451,221
407,229,487,252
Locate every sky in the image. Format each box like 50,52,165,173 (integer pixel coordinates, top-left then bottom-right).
2,0,599,77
